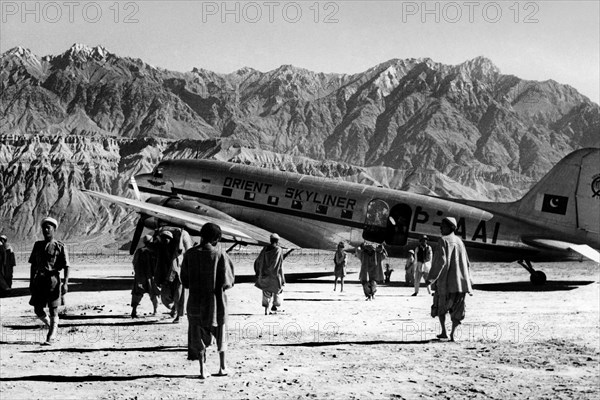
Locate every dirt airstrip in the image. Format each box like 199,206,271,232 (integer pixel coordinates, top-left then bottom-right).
1,251,599,399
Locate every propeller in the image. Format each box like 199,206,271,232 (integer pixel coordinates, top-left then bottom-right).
129,175,146,255
130,217,147,255
130,176,142,201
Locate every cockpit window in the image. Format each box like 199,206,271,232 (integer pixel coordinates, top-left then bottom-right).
153,167,164,179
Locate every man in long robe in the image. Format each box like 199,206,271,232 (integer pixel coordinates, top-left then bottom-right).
427,217,473,341
156,228,193,323
0,235,16,289
405,249,416,287
356,242,385,300
131,235,160,318
413,235,433,296
254,233,285,315
333,242,347,292
181,223,235,379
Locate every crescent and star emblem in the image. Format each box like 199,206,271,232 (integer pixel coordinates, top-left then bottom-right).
592,175,600,198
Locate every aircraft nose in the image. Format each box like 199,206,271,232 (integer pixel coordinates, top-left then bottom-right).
131,172,155,191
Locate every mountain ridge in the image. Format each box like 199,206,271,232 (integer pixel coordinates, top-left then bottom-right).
1,44,598,245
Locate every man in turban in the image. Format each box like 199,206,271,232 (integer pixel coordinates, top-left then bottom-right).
427,217,473,342
29,217,69,344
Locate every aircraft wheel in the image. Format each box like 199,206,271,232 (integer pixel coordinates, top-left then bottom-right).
530,271,547,285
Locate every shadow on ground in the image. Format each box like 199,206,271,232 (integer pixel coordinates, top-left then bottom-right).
267,339,433,347
284,298,349,302
296,279,596,292
4,320,170,329
58,314,130,320
0,373,198,382
1,272,336,298
236,272,333,283
21,345,185,353
2,277,593,301
472,280,595,292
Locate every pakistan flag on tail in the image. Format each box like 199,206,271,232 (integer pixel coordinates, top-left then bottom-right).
515,148,599,235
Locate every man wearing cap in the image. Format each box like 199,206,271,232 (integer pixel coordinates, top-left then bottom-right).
181,223,234,378
405,249,416,287
412,235,433,296
29,217,69,344
131,235,160,318
254,233,286,315
427,216,473,341
0,235,15,289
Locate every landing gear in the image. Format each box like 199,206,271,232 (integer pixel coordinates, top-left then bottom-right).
517,260,547,285
531,271,547,285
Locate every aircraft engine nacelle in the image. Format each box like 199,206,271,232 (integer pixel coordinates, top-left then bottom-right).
145,196,237,222
131,196,231,254
142,216,202,237
141,216,163,230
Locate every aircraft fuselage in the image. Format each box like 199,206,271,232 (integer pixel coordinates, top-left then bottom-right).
134,159,598,262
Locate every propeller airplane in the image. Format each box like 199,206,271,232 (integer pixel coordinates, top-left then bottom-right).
83,148,600,285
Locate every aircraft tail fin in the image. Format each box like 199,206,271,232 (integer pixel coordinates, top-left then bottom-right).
514,148,600,236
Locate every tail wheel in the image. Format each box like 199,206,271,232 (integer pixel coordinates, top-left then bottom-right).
530,270,547,285
518,260,548,286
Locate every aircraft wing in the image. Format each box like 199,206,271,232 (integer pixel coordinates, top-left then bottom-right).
82,190,300,249
526,238,600,263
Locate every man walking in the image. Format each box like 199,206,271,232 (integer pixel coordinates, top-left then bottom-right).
131,235,160,318
427,217,473,341
412,235,432,296
156,228,193,323
333,242,347,292
254,233,285,315
356,242,385,300
29,217,69,345
181,223,234,378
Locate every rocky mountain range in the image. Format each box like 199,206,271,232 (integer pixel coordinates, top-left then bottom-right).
1,44,598,246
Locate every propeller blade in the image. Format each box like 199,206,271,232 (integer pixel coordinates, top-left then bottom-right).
130,176,141,201
130,217,146,255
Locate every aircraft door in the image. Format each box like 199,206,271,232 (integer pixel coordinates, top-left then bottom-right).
385,204,412,246
362,199,390,243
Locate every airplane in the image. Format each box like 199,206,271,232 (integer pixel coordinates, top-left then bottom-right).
83,147,600,285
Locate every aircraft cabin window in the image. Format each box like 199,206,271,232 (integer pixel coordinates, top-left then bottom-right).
153,167,163,178
316,205,328,215
244,192,255,201
341,209,353,219
221,188,233,197
268,196,279,205
291,200,303,210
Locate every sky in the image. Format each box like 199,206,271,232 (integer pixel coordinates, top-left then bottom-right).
1,0,599,103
